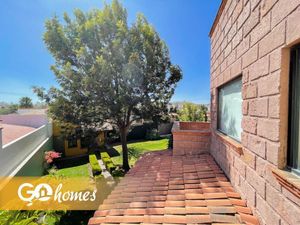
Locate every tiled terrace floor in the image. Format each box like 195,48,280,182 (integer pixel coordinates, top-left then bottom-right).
89,150,259,225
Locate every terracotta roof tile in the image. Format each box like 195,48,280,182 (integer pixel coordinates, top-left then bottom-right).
89,151,258,225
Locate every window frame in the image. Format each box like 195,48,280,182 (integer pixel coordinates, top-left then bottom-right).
217,76,243,143
288,44,300,175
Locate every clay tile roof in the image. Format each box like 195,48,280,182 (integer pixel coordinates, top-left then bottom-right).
88,151,259,225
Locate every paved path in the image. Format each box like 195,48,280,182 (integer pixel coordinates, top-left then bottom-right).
98,159,114,181
89,150,259,225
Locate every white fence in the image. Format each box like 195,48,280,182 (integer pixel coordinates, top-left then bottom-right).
0,123,53,177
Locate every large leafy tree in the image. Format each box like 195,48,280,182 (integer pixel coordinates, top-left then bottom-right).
19,97,33,108
34,0,182,171
178,102,208,122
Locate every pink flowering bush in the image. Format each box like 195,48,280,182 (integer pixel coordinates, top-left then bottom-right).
44,151,61,164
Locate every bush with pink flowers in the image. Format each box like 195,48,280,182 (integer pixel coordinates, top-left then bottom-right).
44,151,61,164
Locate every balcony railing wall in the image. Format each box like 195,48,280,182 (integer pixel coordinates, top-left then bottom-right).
0,123,53,176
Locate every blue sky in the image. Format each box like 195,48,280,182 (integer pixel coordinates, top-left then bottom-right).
0,0,221,104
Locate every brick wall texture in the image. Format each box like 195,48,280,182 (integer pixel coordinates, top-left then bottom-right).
210,0,300,224
172,122,211,156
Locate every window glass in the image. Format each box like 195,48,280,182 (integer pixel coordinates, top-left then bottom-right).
288,46,300,173
67,135,78,148
218,77,242,142
80,136,90,149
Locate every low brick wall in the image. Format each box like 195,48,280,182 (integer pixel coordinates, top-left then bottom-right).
172,122,211,156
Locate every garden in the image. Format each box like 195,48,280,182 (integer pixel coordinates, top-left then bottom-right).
6,138,169,225
49,137,169,178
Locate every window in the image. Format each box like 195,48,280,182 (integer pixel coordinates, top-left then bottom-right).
288,45,300,174
218,77,242,142
67,135,78,148
80,136,90,148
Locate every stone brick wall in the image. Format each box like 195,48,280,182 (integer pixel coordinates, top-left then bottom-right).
210,0,300,224
172,122,211,156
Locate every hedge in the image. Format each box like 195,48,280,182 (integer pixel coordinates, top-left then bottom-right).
100,152,116,173
101,152,110,159
127,122,154,140
89,154,102,176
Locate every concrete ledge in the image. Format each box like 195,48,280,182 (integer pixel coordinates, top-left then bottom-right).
177,121,210,131
272,168,300,198
214,131,243,155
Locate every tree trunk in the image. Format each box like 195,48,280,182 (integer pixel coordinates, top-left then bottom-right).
120,127,130,172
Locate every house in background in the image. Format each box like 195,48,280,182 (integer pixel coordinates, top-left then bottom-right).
0,108,114,175
53,121,113,157
209,0,300,224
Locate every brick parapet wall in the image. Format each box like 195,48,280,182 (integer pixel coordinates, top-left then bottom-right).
172,122,211,156
210,0,300,224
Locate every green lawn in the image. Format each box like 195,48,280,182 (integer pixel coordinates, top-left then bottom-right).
54,138,169,176
112,138,169,166
55,164,89,177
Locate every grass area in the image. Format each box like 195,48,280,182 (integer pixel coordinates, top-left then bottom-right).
53,138,169,176
112,138,169,166
53,138,169,175
54,164,89,177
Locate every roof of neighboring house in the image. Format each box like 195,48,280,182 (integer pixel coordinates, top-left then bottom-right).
1,124,36,145
88,150,259,225
209,0,228,37
17,108,47,115
100,122,113,131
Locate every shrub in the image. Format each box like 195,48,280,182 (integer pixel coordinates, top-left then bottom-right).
145,128,160,140
106,162,116,172
45,151,61,164
107,122,156,143
100,152,116,173
112,168,126,177
89,154,102,176
127,122,154,141
128,147,141,160
102,157,110,165
106,129,120,143
178,102,208,122
101,152,110,159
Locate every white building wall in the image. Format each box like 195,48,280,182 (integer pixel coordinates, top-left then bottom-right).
0,114,48,128
0,123,53,177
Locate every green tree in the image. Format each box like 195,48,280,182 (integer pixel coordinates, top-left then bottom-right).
34,0,182,171
178,102,208,122
19,97,33,108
